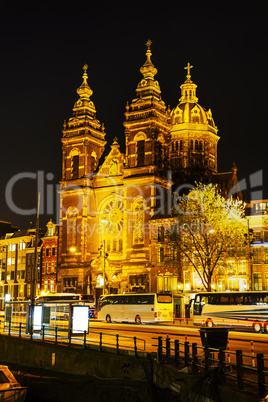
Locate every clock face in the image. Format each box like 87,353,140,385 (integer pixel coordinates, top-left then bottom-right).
101,199,124,233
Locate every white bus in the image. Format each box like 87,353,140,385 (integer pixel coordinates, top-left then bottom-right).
97,293,173,324
193,291,268,333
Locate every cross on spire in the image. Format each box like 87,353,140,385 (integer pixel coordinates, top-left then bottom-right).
184,62,193,79
146,39,152,49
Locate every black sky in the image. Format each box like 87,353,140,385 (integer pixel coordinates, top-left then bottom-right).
0,5,267,229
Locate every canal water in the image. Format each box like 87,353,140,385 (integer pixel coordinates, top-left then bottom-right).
10,364,177,402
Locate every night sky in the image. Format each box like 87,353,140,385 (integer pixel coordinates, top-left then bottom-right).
0,5,267,229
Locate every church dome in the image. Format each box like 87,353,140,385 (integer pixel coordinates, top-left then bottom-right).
170,63,217,129
171,102,216,127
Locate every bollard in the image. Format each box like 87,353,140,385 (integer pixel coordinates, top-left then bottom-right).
218,347,226,382
99,332,102,352
204,346,210,371
83,330,87,349
250,340,255,367
166,335,170,360
42,325,45,342
8,321,11,336
19,322,22,338
116,334,119,355
174,339,180,367
192,343,198,374
257,353,266,398
184,341,189,367
226,339,231,363
157,336,163,364
236,350,244,390
133,336,138,357
55,327,58,344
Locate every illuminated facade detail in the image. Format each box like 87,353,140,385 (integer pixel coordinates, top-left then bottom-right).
101,199,124,235
170,63,219,185
41,220,58,294
132,197,145,244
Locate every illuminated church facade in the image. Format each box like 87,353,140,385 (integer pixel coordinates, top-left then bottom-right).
56,42,240,298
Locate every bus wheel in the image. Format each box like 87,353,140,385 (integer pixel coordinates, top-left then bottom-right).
206,319,213,328
253,322,262,333
106,314,111,323
135,315,141,325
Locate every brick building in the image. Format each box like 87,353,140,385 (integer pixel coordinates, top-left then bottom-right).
56,42,241,298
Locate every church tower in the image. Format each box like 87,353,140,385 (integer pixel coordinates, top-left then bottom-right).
124,40,171,176
57,65,106,294
121,41,172,293
169,63,219,185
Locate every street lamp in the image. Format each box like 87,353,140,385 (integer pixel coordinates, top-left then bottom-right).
244,220,253,290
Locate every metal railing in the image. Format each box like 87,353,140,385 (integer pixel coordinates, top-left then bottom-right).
152,336,268,399
0,320,146,357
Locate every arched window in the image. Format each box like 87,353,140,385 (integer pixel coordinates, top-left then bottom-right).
137,140,145,166
199,141,203,151
133,198,145,244
171,142,175,152
72,155,79,179
190,139,193,151
67,208,78,251
195,140,198,151
91,151,97,172
180,140,183,152
175,141,179,151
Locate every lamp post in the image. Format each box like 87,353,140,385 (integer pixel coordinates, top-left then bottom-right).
29,192,40,333
244,219,253,291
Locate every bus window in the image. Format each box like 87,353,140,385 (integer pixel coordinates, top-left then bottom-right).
244,296,252,305
208,295,218,304
201,296,208,305
219,295,229,304
157,294,172,303
235,295,243,304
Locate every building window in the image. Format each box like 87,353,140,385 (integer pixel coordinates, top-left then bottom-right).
46,248,49,257
133,198,145,244
157,226,165,243
184,270,191,291
63,277,78,289
51,262,55,273
157,247,164,264
264,249,268,264
238,260,247,275
50,280,55,293
253,273,262,291
252,248,262,264
228,278,238,291
67,208,78,250
137,140,145,167
190,139,193,151
217,279,226,291
72,155,79,179
265,273,268,290
52,247,56,256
